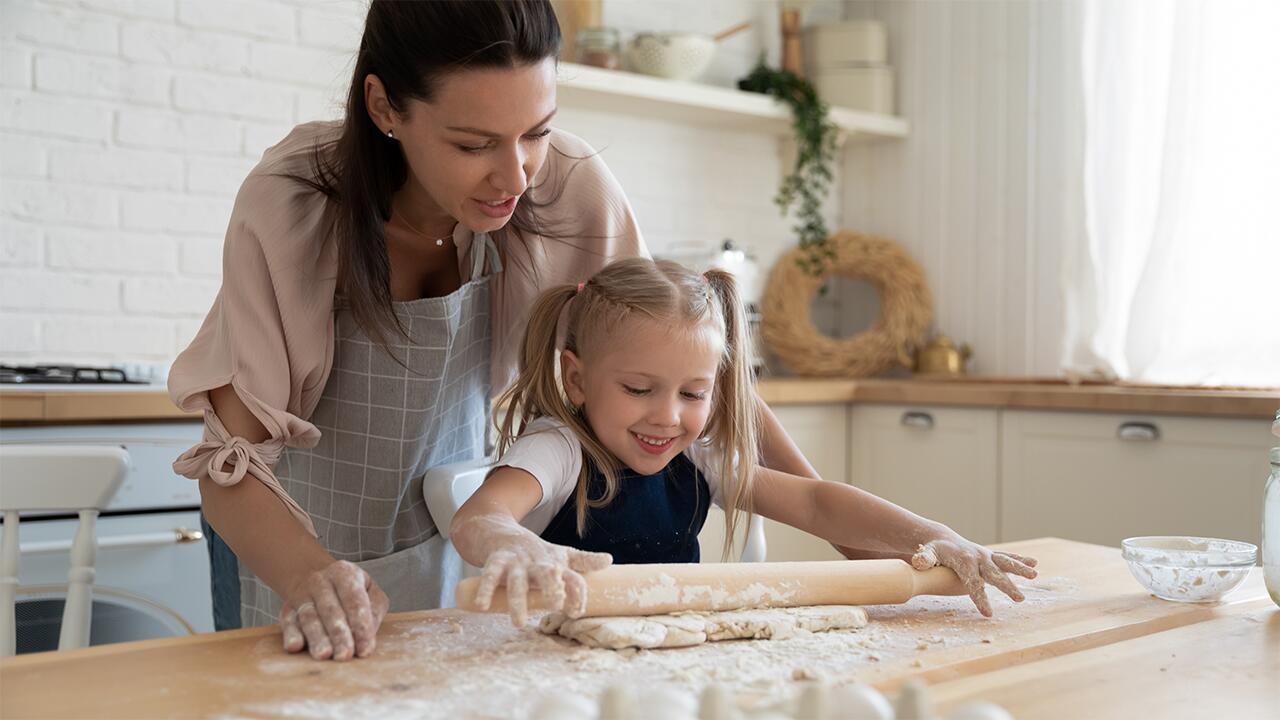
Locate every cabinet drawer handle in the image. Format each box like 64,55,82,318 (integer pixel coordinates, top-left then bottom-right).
901,411,935,430
1117,421,1160,441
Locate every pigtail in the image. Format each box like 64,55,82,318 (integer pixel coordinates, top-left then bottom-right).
702,268,760,561
494,285,578,457
492,281,624,538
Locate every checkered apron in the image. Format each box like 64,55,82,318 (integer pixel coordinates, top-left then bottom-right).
239,234,501,627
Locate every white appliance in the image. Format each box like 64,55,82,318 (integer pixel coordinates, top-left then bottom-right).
659,239,766,375
0,418,212,653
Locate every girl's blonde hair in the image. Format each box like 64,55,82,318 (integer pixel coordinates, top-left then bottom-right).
494,257,759,560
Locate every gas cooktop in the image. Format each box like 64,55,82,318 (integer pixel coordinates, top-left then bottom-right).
0,365,146,384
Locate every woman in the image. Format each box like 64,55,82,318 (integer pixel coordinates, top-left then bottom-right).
170,0,1001,663
170,0,644,660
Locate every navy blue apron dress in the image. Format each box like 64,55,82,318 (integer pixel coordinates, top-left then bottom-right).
539,453,711,564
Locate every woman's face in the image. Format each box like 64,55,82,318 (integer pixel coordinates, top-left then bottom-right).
372,58,558,235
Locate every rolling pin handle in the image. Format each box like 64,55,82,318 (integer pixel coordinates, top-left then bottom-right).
910,565,968,597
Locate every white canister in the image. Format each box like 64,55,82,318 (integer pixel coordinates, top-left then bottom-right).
814,66,894,114
805,20,888,71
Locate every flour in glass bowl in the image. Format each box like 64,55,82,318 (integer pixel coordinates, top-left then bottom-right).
229,577,1072,720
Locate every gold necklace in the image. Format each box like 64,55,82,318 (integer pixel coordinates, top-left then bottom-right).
392,212,454,247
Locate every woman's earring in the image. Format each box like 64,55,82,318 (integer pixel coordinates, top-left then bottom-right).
386,129,394,139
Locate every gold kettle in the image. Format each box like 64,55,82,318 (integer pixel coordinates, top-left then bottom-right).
898,334,972,376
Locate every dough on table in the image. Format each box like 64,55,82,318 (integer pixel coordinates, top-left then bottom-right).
538,606,869,650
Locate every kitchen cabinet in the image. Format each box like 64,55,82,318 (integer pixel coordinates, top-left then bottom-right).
848,404,1000,544
1001,409,1273,547
699,404,849,562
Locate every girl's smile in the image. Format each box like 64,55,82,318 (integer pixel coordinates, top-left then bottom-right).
632,431,678,455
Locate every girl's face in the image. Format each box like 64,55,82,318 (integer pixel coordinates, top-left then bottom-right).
368,58,558,235
561,317,723,476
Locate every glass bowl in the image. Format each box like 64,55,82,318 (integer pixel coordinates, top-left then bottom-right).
1121,536,1257,602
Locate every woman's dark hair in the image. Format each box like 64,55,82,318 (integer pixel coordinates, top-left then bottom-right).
291,0,562,349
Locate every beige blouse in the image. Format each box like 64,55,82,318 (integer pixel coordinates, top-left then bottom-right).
169,121,647,534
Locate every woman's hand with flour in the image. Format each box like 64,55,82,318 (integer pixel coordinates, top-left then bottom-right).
275,558,384,661
452,513,612,627
280,561,389,661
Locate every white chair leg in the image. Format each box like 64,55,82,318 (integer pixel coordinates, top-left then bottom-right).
58,509,97,652
1,510,19,657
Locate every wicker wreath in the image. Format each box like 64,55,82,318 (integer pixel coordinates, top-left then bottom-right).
761,231,933,377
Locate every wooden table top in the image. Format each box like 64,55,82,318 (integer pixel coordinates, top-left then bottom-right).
1,538,1275,719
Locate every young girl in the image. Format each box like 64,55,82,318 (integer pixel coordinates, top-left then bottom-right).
451,258,1037,627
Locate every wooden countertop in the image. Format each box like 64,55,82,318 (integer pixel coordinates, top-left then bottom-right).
3,377,1276,424
0,385,197,424
2,538,1274,719
757,377,1280,419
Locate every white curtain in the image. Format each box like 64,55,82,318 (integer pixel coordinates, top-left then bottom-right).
1066,0,1280,387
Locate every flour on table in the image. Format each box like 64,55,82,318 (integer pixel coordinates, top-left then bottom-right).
235,574,1073,720
538,606,869,650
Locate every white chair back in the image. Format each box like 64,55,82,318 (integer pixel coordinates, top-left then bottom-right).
423,457,767,562
0,445,129,656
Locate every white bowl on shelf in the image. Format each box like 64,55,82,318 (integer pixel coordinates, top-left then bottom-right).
625,32,715,81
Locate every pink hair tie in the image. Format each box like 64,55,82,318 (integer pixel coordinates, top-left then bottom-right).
576,281,586,293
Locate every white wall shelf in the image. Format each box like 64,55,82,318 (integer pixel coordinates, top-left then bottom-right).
557,62,909,141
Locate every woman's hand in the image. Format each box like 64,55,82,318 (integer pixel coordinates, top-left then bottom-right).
279,560,389,661
455,514,612,627
910,535,1038,617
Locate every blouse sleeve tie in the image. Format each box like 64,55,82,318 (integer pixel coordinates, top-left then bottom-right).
173,411,317,537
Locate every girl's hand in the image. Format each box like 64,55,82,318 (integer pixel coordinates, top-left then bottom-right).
279,560,389,661
458,514,612,627
910,535,1038,617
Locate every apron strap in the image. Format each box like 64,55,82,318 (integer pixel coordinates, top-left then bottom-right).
470,232,505,281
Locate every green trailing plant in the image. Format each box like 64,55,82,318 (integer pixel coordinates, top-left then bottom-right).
738,57,839,277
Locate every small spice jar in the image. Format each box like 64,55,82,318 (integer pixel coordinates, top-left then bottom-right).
576,27,620,69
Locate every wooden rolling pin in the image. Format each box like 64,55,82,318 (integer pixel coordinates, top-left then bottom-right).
455,559,966,617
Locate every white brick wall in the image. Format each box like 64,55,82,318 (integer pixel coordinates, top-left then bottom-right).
1,0,841,368
1,0,360,365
